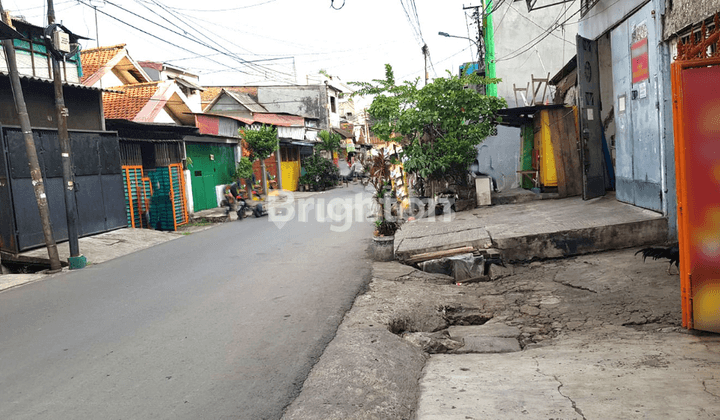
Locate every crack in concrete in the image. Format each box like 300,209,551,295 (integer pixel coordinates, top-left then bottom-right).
486,229,496,249
702,377,720,399
551,271,598,294
533,358,587,420
553,279,598,294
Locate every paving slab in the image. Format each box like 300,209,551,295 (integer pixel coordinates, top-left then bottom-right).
448,324,521,339
395,214,493,259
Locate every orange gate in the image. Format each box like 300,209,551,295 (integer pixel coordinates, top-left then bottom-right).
671,14,720,333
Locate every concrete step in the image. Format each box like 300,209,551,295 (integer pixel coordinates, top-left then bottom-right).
395,194,668,262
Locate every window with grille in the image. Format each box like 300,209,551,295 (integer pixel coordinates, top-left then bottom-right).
580,0,601,18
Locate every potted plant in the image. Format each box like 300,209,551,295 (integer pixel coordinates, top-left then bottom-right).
367,151,401,261
301,154,339,192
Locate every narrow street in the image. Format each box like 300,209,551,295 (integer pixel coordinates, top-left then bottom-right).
0,186,373,420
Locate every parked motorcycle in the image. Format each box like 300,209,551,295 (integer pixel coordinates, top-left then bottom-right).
236,195,267,220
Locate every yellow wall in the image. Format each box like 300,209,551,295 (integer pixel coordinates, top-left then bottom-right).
281,161,300,191
539,110,558,187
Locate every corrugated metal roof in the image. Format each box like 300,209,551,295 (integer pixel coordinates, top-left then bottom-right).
199,112,304,128
0,71,105,91
172,77,205,92
225,90,267,114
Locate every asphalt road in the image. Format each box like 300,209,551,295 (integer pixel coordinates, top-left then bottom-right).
0,186,374,420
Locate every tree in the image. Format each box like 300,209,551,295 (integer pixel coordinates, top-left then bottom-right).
233,156,254,197
316,129,343,159
241,124,278,195
352,65,507,194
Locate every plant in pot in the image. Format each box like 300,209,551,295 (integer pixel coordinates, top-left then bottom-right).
302,154,339,191
367,151,401,261
233,156,255,199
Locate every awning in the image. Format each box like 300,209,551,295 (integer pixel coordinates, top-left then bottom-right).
497,104,567,127
172,77,205,92
281,140,315,147
0,21,23,40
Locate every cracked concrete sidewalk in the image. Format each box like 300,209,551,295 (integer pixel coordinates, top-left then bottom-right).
283,250,720,420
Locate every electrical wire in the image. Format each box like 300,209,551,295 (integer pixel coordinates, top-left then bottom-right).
142,0,295,79
506,1,575,46
157,0,279,12
400,0,423,46
74,0,260,78
134,0,293,79
86,0,295,83
496,0,581,63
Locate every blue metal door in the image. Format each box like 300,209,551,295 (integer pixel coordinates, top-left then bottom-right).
611,3,663,212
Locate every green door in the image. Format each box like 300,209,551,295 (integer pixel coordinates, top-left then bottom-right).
187,143,236,212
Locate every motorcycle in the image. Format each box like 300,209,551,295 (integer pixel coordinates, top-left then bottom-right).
236,194,267,220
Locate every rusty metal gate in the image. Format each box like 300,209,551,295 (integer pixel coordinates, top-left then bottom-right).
671,14,720,333
0,126,126,253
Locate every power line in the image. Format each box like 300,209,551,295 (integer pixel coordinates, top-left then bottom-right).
83,0,295,83
140,0,294,80
400,0,423,46
506,1,575,46
496,0,580,63
74,0,258,78
158,0,279,12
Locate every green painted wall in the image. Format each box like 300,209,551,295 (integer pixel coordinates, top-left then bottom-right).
186,143,236,212
520,125,534,189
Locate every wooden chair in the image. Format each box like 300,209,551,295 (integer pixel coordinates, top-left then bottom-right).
514,82,530,107
531,73,551,105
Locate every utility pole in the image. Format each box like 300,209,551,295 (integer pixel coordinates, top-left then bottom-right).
0,2,62,271
463,4,484,75
422,44,429,86
47,0,85,269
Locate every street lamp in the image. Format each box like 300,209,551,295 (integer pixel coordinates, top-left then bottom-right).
438,31,485,77
438,31,479,49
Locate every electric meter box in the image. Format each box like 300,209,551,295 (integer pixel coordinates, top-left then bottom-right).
53,30,70,53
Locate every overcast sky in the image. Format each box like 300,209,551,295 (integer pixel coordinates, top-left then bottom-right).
14,0,493,88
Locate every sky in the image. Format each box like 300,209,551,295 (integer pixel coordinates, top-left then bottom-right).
12,0,492,89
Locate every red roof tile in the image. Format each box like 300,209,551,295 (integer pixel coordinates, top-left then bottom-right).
102,82,161,120
79,44,126,84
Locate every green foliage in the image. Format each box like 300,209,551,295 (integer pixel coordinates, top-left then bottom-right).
301,154,340,190
233,156,254,180
352,64,507,182
241,125,278,162
375,218,401,236
316,130,343,155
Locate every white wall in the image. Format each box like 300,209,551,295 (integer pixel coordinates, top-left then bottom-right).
493,2,580,106
99,72,125,89
474,125,522,192
578,0,648,40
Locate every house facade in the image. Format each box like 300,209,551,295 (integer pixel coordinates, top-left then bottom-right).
0,18,125,253
81,45,242,220
577,0,677,239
